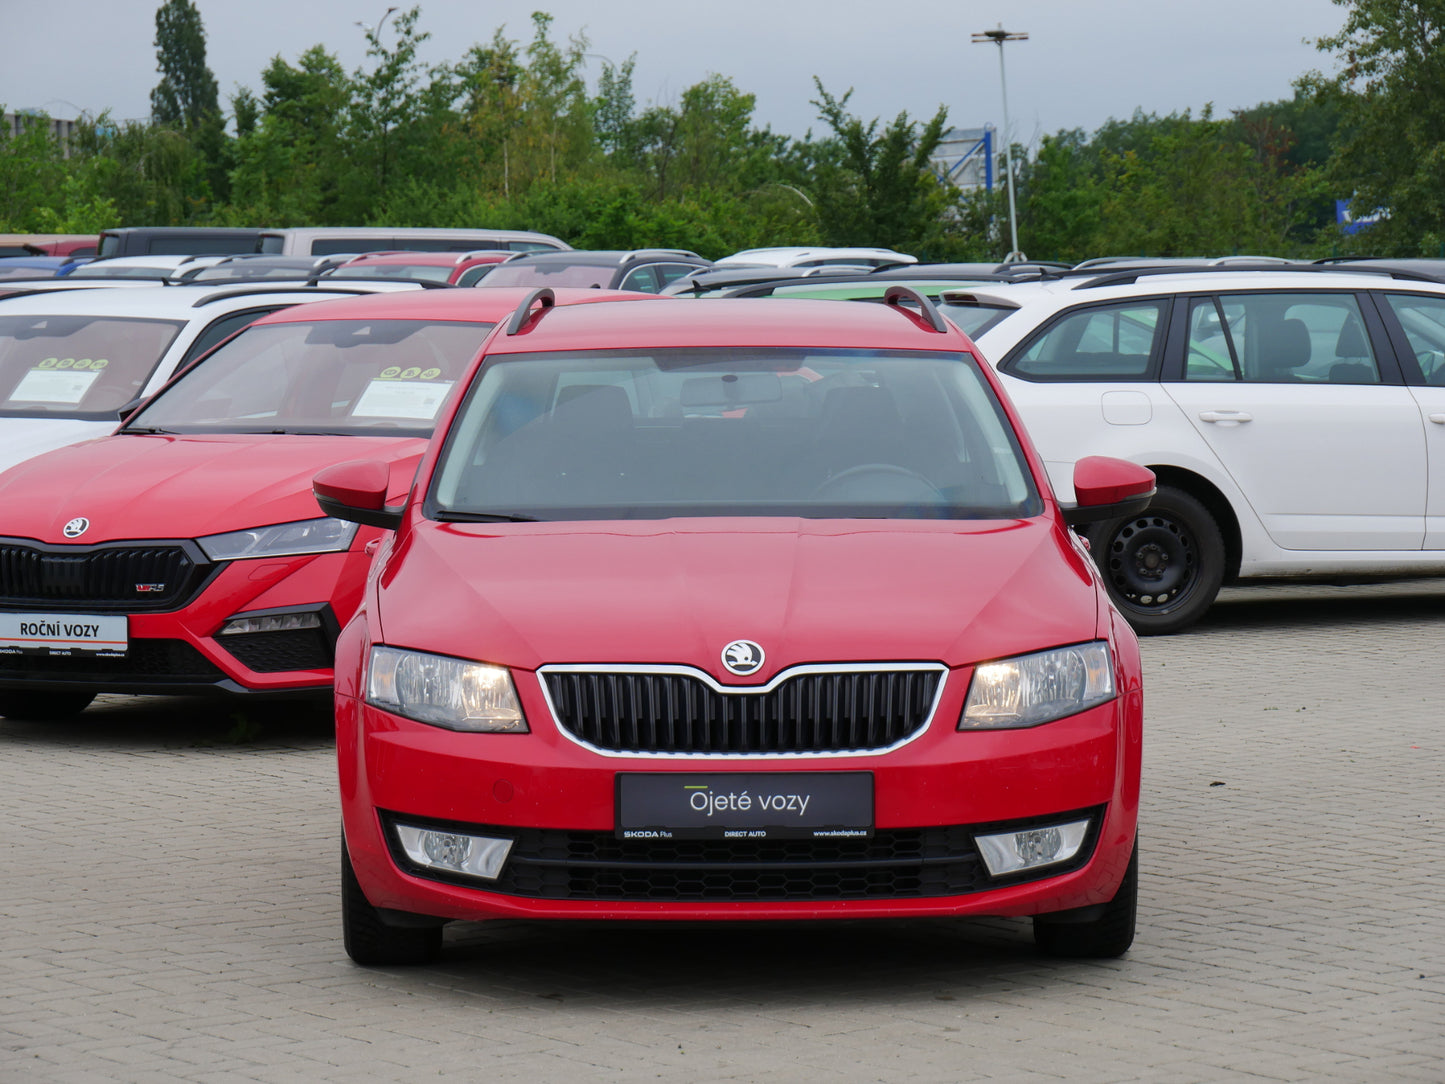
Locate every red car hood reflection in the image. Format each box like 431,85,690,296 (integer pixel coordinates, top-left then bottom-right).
377,518,1101,677
0,433,427,544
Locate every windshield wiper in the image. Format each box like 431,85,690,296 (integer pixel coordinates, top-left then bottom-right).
436,510,540,523
119,425,182,435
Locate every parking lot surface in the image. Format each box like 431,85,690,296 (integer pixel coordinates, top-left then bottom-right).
2,581,1443,1083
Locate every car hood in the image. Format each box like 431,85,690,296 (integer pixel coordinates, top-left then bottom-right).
0,433,427,544
0,417,116,475
376,517,1101,677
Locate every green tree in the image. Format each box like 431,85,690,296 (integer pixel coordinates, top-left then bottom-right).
150,0,220,128
0,110,72,230
807,80,955,254
1305,0,1445,253
227,46,354,223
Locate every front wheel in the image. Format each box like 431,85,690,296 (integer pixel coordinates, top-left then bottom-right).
1034,842,1137,959
0,690,97,721
341,839,442,966
1086,485,1225,635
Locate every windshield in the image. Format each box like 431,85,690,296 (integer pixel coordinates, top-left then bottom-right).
329,264,454,283
936,302,1015,340
431,348,1040,521
480,262,615,289
65,264,173,280
0,314,184,419
126,318,494,437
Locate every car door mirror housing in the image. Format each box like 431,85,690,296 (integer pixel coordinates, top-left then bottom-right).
314,460,404,529
1061,456,1156,525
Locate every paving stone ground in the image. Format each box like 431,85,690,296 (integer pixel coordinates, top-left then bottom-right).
2,580,1442,1083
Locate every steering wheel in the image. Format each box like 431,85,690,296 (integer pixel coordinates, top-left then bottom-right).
811,463,947,502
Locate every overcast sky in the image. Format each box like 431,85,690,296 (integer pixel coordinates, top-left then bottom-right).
5,0,1347,146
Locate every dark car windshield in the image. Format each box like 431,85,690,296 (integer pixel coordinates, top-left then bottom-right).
431,348,1040,521
125,319,493,437
0,315,184,419
328,264,455,283
480,262,615,289
936,301,1015,340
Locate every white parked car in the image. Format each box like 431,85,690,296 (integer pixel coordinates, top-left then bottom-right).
936,266,1445,632
0,281,418,474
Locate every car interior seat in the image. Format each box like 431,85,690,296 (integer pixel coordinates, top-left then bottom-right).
1250,317,1311,382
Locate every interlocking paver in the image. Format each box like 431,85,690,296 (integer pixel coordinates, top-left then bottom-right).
2,581,1444,1082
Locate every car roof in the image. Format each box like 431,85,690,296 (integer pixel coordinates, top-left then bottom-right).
338,250,514,266
947,265,1445,301
715,246,917,267
248,286,664,326
0,282,417,318
483,294,969,354
502,249,705,267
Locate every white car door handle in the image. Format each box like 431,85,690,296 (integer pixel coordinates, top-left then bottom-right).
1199,410,1253,423
1430,413,1445,424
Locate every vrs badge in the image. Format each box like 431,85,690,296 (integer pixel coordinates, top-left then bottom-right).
721,639,765,676
62,517,89,538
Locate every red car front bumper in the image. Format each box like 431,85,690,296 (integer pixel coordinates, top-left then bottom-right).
338,647,1142,924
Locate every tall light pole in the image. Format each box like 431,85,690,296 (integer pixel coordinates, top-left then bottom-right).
971,25,1028,262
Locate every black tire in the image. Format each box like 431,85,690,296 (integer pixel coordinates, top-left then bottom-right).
1086,484,1225,635
341,839,442,966
0,690,97,721
1034,842,1137,959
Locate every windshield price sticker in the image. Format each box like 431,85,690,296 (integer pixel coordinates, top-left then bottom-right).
617,772,873,840
0,613,128,657
10,367,101,406
352,368,453,419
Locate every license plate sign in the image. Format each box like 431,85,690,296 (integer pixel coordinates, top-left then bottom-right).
617,772,873,840
0,613,128,656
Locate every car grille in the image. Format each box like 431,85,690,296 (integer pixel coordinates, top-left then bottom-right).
542,666,944,754
217,628,334,673
0,638,225,682
0,539,213,612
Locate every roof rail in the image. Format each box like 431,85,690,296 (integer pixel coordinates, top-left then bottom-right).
505,287,556,335
189,285,382,307
621,248,702,262
884,285,948,333
1069,262,1442,289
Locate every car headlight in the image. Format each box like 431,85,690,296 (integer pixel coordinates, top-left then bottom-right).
367,646,528,732
198,517,359,561
960,641,1115,729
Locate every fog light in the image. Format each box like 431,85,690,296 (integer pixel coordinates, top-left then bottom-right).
976,818,1090,876
218,612,322,636
395,824,512,881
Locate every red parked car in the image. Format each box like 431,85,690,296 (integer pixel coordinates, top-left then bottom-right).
316,287,1154,965
328,250,516,286
0,289,654,720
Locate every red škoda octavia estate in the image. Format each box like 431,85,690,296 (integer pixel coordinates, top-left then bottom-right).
315,287,1154,964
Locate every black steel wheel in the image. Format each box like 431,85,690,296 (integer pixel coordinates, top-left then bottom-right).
1034,841,1138,959
0,690,97,721
341,838,442,966
1086,485,1225,635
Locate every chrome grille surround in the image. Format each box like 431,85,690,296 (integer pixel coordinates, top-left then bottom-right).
539,662,948,759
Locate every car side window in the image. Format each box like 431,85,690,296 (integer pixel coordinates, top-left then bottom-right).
1382,293,1445,385
1185,298,1241,381
177,309,279,370
620,266,662,293
657,264,701,288
1215,292,1380,384
1009,301,1165,380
